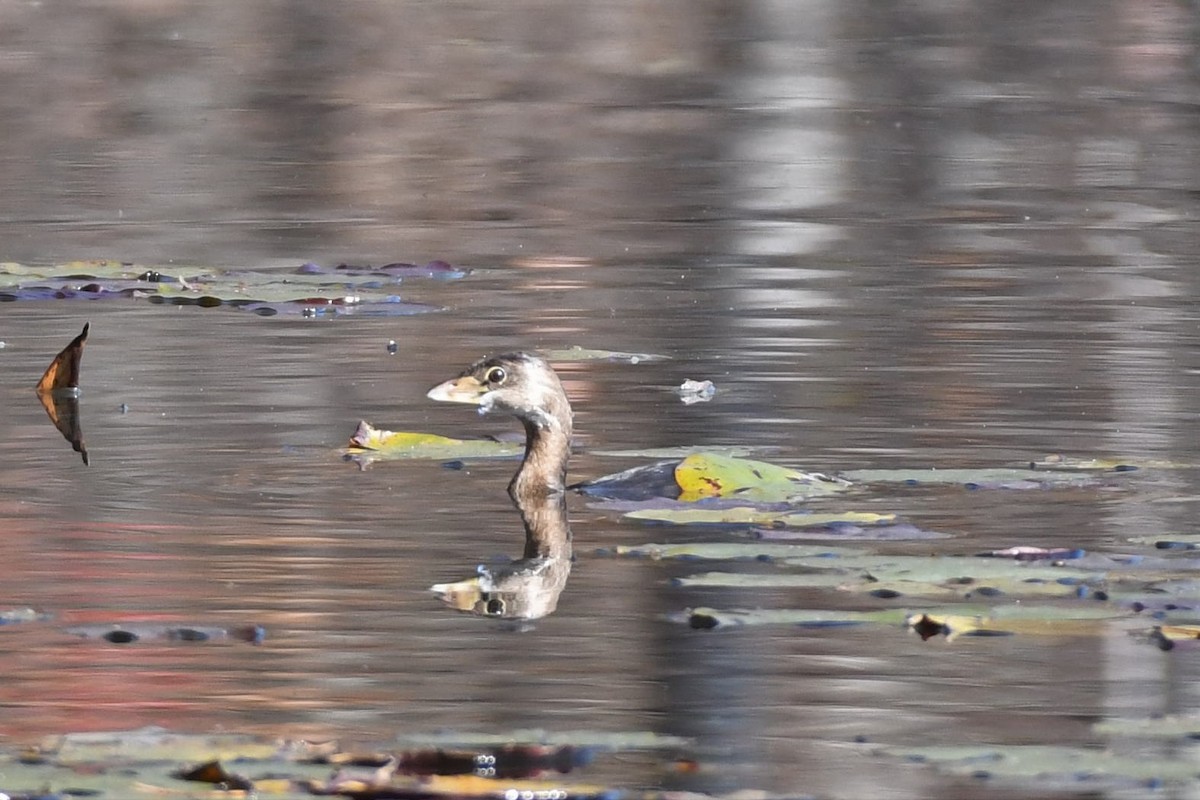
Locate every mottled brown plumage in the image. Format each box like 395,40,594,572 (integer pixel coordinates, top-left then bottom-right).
427,352,573,499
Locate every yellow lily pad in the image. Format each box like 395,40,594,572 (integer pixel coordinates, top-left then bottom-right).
906,607,1128,641
344,421,522,462
674,453,849,502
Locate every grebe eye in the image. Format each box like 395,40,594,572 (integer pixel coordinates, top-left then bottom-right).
486,367,506,384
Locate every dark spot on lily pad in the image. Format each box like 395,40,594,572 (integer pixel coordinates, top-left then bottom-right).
103,630,138,644
869,588,902,599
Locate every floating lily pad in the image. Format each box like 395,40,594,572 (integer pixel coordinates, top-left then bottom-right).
676,453,850,502
0,259,454,316
621,506,896,528
344,421,523,465
679,606,911,630
672,570,1101,601
65,622,264,644
578,453,849,503
27,726,282,764
12,725,693,800
904,607,1128,640
590,445,760,459
541,345,669,363
300,259,471,280
841,467,1117,489
876,743,1199,790
1093,714,1200,739
1029,453,1183,471
756,522,950,541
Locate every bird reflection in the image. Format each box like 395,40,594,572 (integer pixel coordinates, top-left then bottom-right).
430,489,571,620
426,353,575,620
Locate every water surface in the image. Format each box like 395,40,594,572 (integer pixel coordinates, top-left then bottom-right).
2,2,1200,798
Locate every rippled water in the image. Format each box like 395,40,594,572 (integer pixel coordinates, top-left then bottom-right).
2,2,1200,798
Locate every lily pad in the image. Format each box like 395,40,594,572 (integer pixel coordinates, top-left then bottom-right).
344,421,522,465
577,453,849,503
756,522,950,541
903,607,1128,640
0,259,454,316
590,445,761,459
65,622,265,644
680,606,911,630
1028,453,1182,471
541,345,669,363
877,743,1200,790
12,725,695,800
622,506,896,528
676,453,850,501
1093,714,1200,739
841,467,1118,489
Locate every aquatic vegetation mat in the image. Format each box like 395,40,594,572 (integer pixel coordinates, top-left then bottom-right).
0,259,459,316
600,456,1200,644
0,726,751,800
875,742,1199,792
